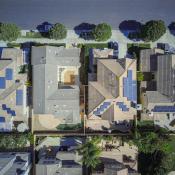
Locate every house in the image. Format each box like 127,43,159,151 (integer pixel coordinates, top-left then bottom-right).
0,152,32,175
87,57,137,131
140,48,175,130
0,48,28,132
35,137,82,175
32,46,81,131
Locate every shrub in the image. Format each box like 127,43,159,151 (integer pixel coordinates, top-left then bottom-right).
49,23,67,40
0,23,20,41
137,72,144,81
141,20,166,42
92,23,112,41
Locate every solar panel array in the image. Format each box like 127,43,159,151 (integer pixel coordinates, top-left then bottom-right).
0,68,13,89
0,77,6,89
123,70,137,103
2,104,16,116
153,106,175,112
93,101,111,116
116,102,129,112
0,116,5,123
5,68,13,80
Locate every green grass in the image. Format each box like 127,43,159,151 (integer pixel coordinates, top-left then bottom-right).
127,43,151,49
7,43,21,47
21,31,43,38
137,120,154,128
32,42,65,47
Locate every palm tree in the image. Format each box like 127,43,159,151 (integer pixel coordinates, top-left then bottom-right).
79,137,102,174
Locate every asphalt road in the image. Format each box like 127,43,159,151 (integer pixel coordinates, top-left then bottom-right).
0,0,175,29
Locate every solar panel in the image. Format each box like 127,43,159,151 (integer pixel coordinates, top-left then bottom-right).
6,108,11,114
0,117,5,123
0,77,6,89
153,106,175,112
16,90,23,105
11,110,16,116
5,68,13,80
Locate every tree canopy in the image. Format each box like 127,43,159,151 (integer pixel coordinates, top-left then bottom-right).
141,20,166,42
78,137,102,169
49,23,67,40
0,23,20,41
92,23,112,41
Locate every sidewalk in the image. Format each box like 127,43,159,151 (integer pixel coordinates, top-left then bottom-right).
0,29,175,57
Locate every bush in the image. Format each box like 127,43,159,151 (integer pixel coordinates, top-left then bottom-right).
56,122,83,130
0,23,20,41
141,20,166,42
92,23,112,41
49,23,67,40
137,72,144,81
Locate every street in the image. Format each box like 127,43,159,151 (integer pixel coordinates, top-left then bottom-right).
0,0,175,29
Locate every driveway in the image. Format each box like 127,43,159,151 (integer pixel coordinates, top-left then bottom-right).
0,0,175,29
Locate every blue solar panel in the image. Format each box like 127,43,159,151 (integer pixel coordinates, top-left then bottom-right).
123,70,137,103
123,78,128,97
11,110,16,116
0,77,6,89
16,90,23,105
0,117,5,123
5,68,13,80
153,106,175,112
6,108,11,114
128,70,133,101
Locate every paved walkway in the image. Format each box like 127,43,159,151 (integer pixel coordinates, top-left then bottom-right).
0,29,175,58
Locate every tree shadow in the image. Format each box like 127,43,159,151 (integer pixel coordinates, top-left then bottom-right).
119,20,143,41
168,22,175,36
36,21,53,37
74,22,96,40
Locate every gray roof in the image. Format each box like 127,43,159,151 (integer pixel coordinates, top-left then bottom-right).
32,46,81,124
98,59,125,77
146,91,173,104
157,54,175,101
140,48,164,72
32,46,81,67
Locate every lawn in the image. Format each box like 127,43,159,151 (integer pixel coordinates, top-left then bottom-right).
21,31,44,38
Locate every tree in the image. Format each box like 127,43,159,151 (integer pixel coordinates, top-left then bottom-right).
0,23,20,41
92,23,112,41
141,20,166,42
132,130,175,175
79,137,102,171
49,23,67,40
